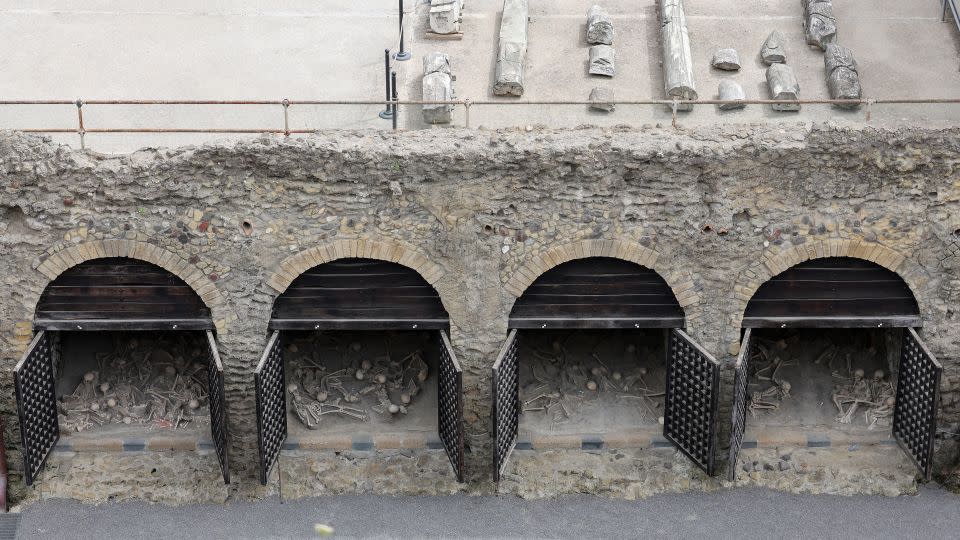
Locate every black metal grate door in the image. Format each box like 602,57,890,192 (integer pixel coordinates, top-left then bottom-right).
13,331,59,486
437,330,465,482
727,329,753,481
204,330,231,484
492,329,520,484
255,331,287,485
893,328,942,480
664,328,721,476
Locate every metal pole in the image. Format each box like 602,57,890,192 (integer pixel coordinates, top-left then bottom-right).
391,71,399,130
379,49,394,119
395,0,411,61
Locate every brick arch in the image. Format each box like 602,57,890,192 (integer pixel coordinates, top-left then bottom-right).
503,239,701,319
732,238,928,328
34,239,234,334
266,237,448,310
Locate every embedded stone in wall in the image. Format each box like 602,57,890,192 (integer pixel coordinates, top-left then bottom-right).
587,5,615,45
493,0,529,96
766,63,801,111
422,52,455,124
658,0,697,109
589,45,616,77
717,80,746,110
589,87,615,112
711,48,741,71
429,0,465,36
802,0,837,50
761,30,787,64
824,43,862,109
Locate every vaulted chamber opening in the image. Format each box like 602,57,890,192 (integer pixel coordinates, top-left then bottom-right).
493,257,722,482
15,258,230,487
729,257,940,481
255,258,464,484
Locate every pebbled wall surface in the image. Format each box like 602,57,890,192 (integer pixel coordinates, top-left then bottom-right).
0,124,958,503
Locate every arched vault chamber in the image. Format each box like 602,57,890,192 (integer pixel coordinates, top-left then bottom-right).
15,258,230,486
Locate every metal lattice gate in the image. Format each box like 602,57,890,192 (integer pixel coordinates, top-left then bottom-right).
893,328,942,480
255,331,287,485
664,329,721,476
13,331,59,486
727,329,753,481
204,330,231,484
437,330,465,482
492,329,519,484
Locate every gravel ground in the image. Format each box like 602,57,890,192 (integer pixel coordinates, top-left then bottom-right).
14,485,960,539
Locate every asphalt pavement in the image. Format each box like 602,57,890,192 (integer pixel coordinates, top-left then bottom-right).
13,485,960,539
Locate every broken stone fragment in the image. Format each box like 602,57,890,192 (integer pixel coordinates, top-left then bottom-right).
493,0,529,96
766,64,800,111
589,45,615,77
429,0,464,35
761,30,787,65
658,0,697,109
824,43,861,108
711,48,741,71
422,52,455,124
717,80,746,110
802,0,837,50
589,87,615,112
587,5,615,45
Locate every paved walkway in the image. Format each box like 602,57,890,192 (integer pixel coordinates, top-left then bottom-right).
13,485,960,539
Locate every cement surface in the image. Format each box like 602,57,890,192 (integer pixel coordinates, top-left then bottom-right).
1,1,958,152
14,485,960,539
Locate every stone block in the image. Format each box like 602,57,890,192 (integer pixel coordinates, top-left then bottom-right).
422,52,455,125
718,80,746,110
429,0,464,35
802,0,837,50
824,43,861,108
761,30,787,65
766,64,801,111
711,48,741,71
589,45,615,77
658,0,697,106
588,87,615,112
493,0,529,96
586,5,614,45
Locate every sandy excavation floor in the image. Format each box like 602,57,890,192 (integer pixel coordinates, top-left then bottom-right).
283,330,439,438
745,328,899,443
518,329,666,438
56,331,211,441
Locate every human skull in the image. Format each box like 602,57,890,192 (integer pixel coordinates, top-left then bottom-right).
360,359,373,371
83,372,96,383
375,374,387,384
586,380,598,391
873,369,885,381
99,382,111,394
417,369,428,382
611,371,622,381
388,404,400,414
355,369,366,381
316,391,328,402
400,393,411,405
853,368,865,381
188,399,200,410
287,383,299,393
106,398,117,408
780,381,791,395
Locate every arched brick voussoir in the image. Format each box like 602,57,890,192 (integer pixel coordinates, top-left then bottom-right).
731,238,930,328
504,239,702,319
34,239,236,334
265,237,450,312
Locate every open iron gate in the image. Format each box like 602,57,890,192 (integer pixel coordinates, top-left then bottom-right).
13,331,59,486
204,330,231,484
491,329,520,484
438,330,466,482
727,329,753,481
255,331,287,485
664,329,721,476
893,328,942,481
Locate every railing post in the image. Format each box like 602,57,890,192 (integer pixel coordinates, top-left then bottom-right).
395,0,411,61
379,49,395,120
391,71,399,130
282,99,290,136
75,98,86,149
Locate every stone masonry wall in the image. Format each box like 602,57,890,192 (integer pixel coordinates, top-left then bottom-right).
0,124,958,503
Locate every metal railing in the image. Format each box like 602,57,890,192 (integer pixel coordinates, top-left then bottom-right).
2,97,960,149
944,0,960,34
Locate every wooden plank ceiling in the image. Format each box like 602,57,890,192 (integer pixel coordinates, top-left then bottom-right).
270,258,449,330
35,258,212,330
509,257,685,329
742,257,920,328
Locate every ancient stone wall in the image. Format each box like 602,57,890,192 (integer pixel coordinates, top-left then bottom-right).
1,124,958,503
